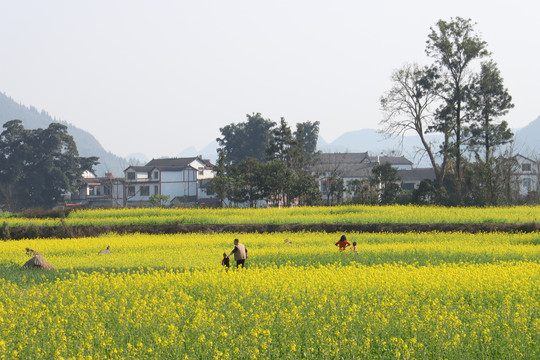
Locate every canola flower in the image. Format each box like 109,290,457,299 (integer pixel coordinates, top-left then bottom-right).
0,231,539,359
2,204,540,227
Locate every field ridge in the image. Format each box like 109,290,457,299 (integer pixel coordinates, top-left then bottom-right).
3,221,540,240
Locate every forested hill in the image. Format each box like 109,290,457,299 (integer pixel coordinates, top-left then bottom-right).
0,92,128,176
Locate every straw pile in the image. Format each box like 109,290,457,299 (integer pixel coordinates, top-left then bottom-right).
23,249,56,271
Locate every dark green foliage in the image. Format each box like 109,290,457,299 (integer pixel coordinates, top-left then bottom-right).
0,120,98,211
19,207,71,219
412,180,438,205
214,115,321,207
217,113,275,165
371,163,402,205
465,60,514,163
149,194,171,207
25,224,41,239
0,92,127,176
381,17,520,206
0,221,10,240
426,17,490,195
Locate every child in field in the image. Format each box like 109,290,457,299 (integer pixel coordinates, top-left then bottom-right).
222,252,230,268
335,235,351,252
352,241,358,252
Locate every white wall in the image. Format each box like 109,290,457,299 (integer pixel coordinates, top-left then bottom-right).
161,169,197,202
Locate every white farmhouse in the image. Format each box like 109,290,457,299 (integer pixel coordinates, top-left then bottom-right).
511,154,538,197
124,157,215,207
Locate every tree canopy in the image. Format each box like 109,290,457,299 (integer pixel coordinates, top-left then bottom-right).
0,120,99,211
380,17,515,205
210,115,321,207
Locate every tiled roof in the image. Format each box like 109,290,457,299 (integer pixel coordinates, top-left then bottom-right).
312,153,414,178
397,168,436,182
145,157,200,168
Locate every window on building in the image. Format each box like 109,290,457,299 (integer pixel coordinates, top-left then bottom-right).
140,186,149,196
96,187,101,196
127,172,136,180
522,163,532,172
523,178,531,188
127,186,135,196
153,171,159,179
154,185,159,195
401,183,415,191
198,167,204,175
104,185,111,195
88,186,95,196
321,183,328,195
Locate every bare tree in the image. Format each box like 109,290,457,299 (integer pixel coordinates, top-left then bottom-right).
380,63,445,186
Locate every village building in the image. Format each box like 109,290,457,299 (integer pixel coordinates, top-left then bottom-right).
124,157,215,207
70,157,216,208
310,152,435,202
511,154,539,197
69,171,125,208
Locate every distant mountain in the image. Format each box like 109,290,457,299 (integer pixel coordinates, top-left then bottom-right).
126,153,149,165
0,92,128,176
514,115,540,157
177,140,219,163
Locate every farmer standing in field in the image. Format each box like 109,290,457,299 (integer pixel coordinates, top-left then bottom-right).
335,235,351,252
229,238,248,268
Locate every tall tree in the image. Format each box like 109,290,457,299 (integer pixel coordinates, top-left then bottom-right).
228,157,265,208
266,117,293,162
0,120,98,211
217,113,275,165
207,149,231,207
464,60,514,205
426,17,490,194
296,121,320,164
380,63,443,185
466,60,514,163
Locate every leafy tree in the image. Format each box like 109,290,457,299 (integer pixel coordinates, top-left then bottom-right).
207,150,231,207
412,179,437,205
465,60,514,162
426,17,490,193
287,170,322,206
291,121,321,169
228,157,265,207
370,163,401,205
462,61,514,205
149,194,170,207
0,120,98,211
347,179,378,205
266,118,293,162
217,113,275,165
323,171,345,206
259,160,291,207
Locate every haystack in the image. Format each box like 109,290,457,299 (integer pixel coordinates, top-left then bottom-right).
23,252,56,271
98,245,111,255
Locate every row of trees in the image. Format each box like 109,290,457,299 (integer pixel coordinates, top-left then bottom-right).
324,162,403,206
0,120,98,211
208,113,322,207
380,17,515,205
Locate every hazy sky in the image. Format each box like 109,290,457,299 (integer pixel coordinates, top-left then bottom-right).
1,0,539,158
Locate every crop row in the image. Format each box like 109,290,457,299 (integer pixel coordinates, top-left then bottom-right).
3,204,540,227
1,231,538,359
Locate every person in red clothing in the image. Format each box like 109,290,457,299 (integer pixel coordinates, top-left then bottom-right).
335,235,351,252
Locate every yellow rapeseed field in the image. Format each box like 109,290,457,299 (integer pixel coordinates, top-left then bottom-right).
2,204,540,226
1,231,539,359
